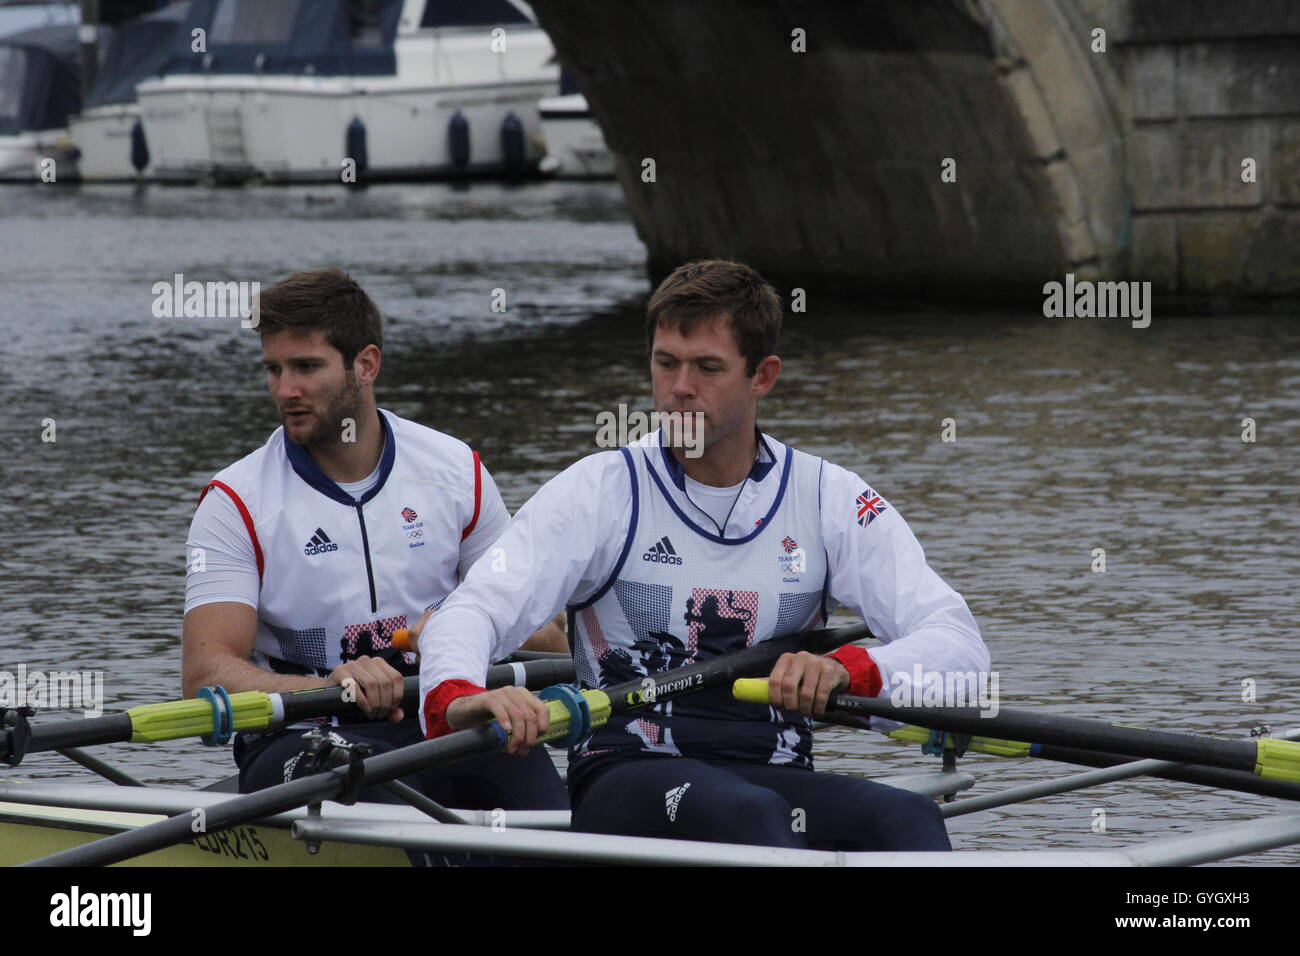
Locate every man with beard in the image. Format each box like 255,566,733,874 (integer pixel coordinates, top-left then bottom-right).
181,268,567,830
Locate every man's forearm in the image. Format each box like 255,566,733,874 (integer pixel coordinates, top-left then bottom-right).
519,613,568,654
181,653,332,699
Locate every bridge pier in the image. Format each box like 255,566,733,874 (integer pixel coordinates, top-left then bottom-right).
530,0,1300,307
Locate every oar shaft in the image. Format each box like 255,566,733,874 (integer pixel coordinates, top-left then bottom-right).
25,624,871,866
818,692,1285,779
1,657,578,765
734,679,1300,782
2,714,133,763
1031,741,1300,802
843,720,1300,804
942,727,1300,815
604,624,871,715
836,697,1258,773
275,659,575,725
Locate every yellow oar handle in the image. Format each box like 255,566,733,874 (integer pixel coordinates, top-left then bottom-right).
732,678,771,704
124,684,616,751
126,693,275,744
493,688,613,750
1257,737,1300,782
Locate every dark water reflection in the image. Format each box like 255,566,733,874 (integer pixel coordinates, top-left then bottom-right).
1,181,1297,863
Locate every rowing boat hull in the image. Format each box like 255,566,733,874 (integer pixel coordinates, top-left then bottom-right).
0,801,410,867
0,769,975,867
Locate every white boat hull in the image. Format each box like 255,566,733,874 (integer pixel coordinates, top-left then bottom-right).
0,129,79,181
539,94,615,179
135,29,559,183
68,105,150,181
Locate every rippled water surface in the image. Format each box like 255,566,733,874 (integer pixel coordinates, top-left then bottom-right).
1,181,1297,864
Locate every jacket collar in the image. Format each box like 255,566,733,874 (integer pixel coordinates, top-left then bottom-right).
657,425,778,492
284,408,395,506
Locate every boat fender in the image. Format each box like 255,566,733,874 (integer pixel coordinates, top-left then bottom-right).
448,110,470,168
538,683,592,749
345,116,368,174
500,111,525,170
130,117,149,173
197,685,234,747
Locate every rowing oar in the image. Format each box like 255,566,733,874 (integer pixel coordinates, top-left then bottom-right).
879,724,1300,804
23,623,871,867
733,681,1300,783
0,657,575,767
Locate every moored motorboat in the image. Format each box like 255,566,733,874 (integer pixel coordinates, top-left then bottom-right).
66,2,191,181
0,23,80,181
538,91,614,179
134,0,559,184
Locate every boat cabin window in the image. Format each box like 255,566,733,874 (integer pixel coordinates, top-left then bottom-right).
348,0,384,47
210,0,302,45
420,0,529,28
0,47,26,130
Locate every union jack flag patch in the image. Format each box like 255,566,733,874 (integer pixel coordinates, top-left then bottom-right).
855,488,887,527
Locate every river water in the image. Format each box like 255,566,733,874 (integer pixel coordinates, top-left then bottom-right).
1,181,1297,864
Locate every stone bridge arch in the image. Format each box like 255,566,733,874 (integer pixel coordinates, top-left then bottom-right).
532,0,1300,305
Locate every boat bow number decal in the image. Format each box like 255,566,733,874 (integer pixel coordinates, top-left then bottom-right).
188,825,270,862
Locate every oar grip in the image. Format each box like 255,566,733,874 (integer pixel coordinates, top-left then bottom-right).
127,692,274,743
733,678,770,704
197,685,234,746
538,684,592,748
486,721,509,751
487,689,613,751
1257,737,1300,783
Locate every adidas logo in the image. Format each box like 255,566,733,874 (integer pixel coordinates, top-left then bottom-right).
303,527,339,556
642,536,683,566
664,782,691,822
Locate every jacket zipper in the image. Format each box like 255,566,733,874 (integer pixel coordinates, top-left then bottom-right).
355,502,378,613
